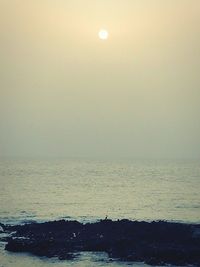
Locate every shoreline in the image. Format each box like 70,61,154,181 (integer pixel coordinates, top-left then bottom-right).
1,219,200,266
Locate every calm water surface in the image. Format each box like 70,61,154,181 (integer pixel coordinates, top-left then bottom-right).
0,158,200,266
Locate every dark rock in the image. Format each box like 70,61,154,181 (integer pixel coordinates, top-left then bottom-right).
3,219,200,266
0,223,4,233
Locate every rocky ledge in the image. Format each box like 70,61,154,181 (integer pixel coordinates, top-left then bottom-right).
1,219,200,266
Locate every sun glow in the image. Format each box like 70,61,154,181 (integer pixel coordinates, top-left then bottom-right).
98,29,109,40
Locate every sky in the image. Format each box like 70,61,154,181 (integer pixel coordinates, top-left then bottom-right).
0,0,200,159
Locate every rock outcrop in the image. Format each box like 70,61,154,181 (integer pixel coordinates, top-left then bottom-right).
2,219,200,266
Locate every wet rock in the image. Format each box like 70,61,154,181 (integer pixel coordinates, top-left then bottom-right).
3,219,200,266
0,223,5,233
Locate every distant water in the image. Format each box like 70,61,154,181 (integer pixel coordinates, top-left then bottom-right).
0,158,200,266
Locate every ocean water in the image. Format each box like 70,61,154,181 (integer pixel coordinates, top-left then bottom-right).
0,158,200,266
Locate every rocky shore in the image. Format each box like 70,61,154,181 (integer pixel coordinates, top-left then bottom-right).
1,219,200,266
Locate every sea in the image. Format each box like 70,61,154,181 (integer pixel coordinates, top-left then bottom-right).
0,158,200,266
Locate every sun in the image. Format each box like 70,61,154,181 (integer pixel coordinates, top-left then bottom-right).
98,29,109,40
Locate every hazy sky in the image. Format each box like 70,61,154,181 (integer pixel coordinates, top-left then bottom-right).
0,0,200,159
